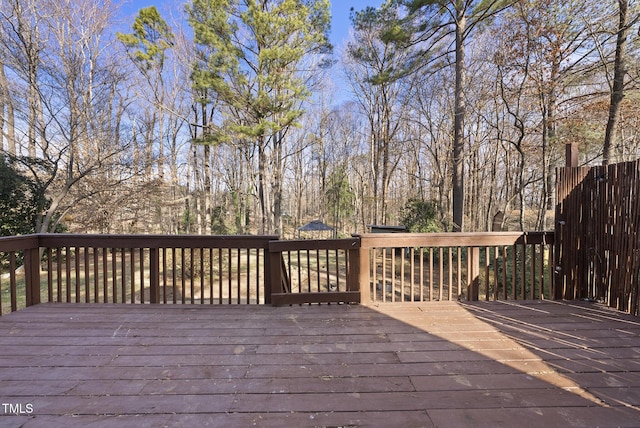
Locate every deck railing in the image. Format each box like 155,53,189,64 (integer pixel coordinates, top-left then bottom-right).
0,234,276,315
359,231,555,303
0,232,554,315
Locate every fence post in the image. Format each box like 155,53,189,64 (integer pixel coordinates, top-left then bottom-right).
566,143,579,167
24,247,41,306
467,247,480,301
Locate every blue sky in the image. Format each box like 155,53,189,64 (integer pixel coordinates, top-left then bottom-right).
330,1,384,47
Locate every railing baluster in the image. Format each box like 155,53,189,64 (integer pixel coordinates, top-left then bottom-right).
180,248,186,304
378,248,383,301
438,248,443,300
410,247,415,302
256,248,261,304
121,248,127,303
138,247,144,304
335,249,340,292
502,246,508,300
218,248,223,304
190,248,195,304
306,249,311,293
227,248,232,304
162,248,168,304
531,243,537,300
65,247,71,303
56,248,62,303
418,247,424,302
73,247,79,303
456,247,461,300
371,249,377,301
387,248,393,302
208,248,214,304
130,248,135,304
101,248,107,303
447,248,452,301
400,248,405,301
511,245,517,300
521,242,526,300
109,248,115,303
9,252,17,312
245,248,250,304
46,248,53,303
200,248,205,305
484,246,490,301
493,246,499,301
92,248,98,303
172,248,177,304
429,248,434,301
83,248,90,303
236,248,241,304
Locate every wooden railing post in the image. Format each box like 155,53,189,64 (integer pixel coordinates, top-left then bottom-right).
24,247,41,307
355,244,370,305
149,248,160,304
266,239,282,305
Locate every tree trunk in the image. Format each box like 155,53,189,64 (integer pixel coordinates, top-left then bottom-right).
452,7,466,232
603,0,629,166
272,131,284,237
257,141,269,234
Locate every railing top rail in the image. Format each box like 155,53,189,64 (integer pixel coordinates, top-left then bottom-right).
30,234,279,249
0,232,555,254
357,231,554,248
269,238,359,252
0,235,40,252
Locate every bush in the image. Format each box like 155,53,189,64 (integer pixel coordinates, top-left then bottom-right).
0,156,40,236
399,199,441,233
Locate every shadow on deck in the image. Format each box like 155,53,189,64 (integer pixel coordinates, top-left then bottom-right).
0,300,638,427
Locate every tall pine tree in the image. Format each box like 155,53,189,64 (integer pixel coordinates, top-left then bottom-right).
186,0,331,235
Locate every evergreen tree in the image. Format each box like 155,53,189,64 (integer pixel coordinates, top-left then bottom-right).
186,0,331,235
0,157,43,236
117,6,174,74
325,167,355,235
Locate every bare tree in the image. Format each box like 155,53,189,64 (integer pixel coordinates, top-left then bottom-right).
603,0,640,164
0,0,134,233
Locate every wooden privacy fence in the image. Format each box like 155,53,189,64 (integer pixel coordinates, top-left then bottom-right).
556,159,640,315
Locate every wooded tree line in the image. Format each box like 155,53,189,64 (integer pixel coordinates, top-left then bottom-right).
0,0,638,238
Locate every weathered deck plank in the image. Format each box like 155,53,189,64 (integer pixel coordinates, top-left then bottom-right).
0,300,638,427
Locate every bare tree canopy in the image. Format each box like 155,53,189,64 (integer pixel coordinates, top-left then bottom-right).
0,0,639,237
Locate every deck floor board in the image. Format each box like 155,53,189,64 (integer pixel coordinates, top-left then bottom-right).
0,300,638,427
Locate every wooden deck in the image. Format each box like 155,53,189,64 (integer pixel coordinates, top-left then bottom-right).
0,301,639,427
